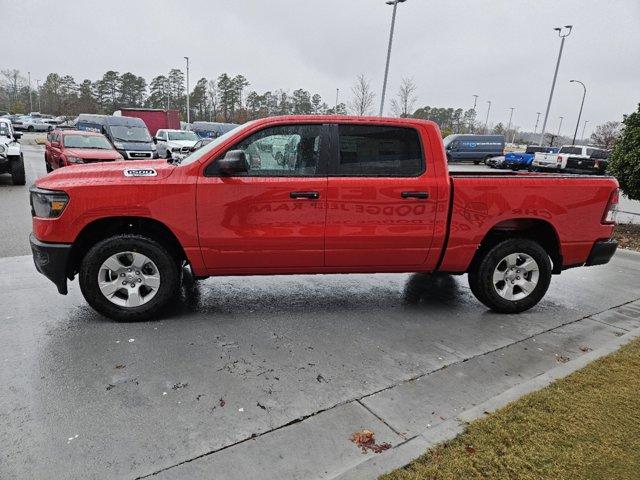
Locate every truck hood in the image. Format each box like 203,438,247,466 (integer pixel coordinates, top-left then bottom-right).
167,140,198,148
65,148,123,160
36,160,177,189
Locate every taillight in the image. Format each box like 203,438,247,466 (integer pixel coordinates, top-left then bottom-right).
602,188,619,224
557,155,562,165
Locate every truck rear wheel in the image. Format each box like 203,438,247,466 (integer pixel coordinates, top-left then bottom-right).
79,234,180,321
10,155,26,185
468,238,552,313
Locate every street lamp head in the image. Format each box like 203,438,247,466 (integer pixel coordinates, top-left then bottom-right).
555,25,573,37
386,0,407,4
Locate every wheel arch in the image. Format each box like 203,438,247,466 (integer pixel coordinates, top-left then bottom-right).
472,218,563,274
68,216,188,278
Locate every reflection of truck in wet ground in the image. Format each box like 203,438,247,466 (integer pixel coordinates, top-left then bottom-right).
75,114,157,160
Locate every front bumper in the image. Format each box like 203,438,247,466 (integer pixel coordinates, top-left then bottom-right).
585,239,618,266
29,234,71,294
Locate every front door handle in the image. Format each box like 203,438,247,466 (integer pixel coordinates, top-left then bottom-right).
401,191,429,199
290,191,320,199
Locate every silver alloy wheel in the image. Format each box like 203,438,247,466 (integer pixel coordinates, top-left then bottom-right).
97,252,161,308
492,252,540,301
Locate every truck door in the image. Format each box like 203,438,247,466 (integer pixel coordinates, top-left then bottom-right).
196,124,329,271
325,123,438,267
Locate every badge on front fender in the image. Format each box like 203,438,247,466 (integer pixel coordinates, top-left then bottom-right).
123,168,157,177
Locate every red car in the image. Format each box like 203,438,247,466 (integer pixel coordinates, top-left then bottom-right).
29,116,619,321
45,129,123,171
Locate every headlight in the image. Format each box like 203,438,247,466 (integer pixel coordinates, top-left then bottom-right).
113,142,124,149
30,187,69,218
0,144,5,155
66,155,84,164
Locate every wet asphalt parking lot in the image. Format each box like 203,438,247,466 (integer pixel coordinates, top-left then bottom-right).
1,135,640,479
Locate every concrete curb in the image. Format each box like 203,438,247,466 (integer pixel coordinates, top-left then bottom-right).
332,326,640,480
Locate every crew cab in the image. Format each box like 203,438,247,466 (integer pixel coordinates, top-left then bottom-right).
531,145,607,173
45,129,124,172
29,116,620,321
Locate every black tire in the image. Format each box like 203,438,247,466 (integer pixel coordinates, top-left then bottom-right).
468,238,552,313
165,150,172,159
10,155,26,185
45,156,53,173
473,160,481,165
79,234,180,321
27,125,34,132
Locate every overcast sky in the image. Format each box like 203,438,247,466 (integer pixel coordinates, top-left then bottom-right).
4,0,639,134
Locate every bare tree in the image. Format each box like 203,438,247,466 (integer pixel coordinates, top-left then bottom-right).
349,74,375,116
390,77,418,117
590,121,622,149
1,69,26,105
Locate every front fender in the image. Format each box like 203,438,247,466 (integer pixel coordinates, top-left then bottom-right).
7,143,21,156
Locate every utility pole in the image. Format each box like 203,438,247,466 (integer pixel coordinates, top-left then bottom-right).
538,25,572,146
484,100,491,134
569,79,586,145
335,88,339,113
379,0,407,116
470,94,478,132
28,71,33,112
184,57,190,125
533,112,541,135
581,120,589,141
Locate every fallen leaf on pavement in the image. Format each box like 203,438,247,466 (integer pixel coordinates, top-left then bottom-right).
556,355,570,364
350,429,391,454
579,345,592,352
219,398,226,407
115,364,125,369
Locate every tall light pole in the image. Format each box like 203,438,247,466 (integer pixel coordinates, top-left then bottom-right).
556,116,564,140
335,88,339,113
484,100,491,134
470,94,479,132
184,57,190,125
533,112,541,135
538,25,572,146
506,107,515,134
28,71,33,112
379,0,407,116
569,79,586,145
36,79,41,112
581,120,589,141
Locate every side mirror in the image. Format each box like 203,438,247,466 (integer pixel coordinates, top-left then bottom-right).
218,150,248,175
50,141,60,148
153,137,159,144
13,132,22,140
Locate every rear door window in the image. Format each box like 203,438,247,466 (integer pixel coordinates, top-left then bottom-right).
334,125,423,176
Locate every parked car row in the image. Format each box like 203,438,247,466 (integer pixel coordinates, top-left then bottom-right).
531,145,610,175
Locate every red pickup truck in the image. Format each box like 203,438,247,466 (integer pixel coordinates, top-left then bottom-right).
29,116,619,321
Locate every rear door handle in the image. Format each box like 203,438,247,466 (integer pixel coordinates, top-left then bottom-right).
290,191,320,199
401,191,429,199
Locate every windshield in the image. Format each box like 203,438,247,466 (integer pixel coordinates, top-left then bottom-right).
0,123,10,137
179,123,250,166
168,131,198,141
443,135,455,147
110,125,152,142
63,134,113,149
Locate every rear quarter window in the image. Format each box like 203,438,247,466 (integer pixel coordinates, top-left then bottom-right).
336,125,423,176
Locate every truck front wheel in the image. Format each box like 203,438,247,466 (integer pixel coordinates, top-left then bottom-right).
79,234,180,321
10,154,26,185
468,239,552,313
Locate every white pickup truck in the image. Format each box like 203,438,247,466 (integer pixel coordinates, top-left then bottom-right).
531,145,608,174
0,118,25,184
